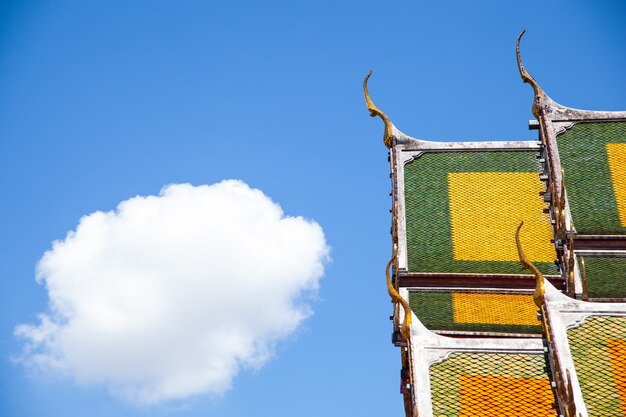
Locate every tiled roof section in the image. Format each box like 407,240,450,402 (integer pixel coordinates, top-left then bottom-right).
404,150,557,274
409,290,541,334
567,316,626,416
556,121,626,235
429,352,557,416
581,257,626,299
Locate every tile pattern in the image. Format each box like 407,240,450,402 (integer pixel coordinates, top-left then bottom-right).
581,257,626,299
448,171,554,262
608,340,626,416
452,293,539,326
607,143,626,226
409,291,541,334
567,316,626,416
429,352,556,416
556,121,626,234
404,151,557,274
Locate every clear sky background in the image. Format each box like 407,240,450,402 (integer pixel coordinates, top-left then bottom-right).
1,1,625,416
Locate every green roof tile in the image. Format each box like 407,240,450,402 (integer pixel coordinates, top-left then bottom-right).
582,257,626,299
556,121,626,235
567,316,626,416
429,352,556,416
404,150,558,274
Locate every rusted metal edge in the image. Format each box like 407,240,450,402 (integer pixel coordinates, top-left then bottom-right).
397,273,564,290
572,235,626,250
432,330,543,339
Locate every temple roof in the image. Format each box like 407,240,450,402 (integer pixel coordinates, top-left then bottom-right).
516,30,626,247
366,30,626,417
403,291,557,417
538,278,626,416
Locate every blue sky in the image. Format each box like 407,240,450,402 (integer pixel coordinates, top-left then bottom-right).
1,1,625,416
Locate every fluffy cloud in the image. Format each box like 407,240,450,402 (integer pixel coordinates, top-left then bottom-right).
15,180,329,404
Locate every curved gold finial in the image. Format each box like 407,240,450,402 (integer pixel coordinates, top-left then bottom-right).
567,269,575,298
516,30,544,117
364,70,394,148
558,169,567,239
386,246,412,339
549,175,563,239
516,221,546,306
565,369,578,417
566,218,576,296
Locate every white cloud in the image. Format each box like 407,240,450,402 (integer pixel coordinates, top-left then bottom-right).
15,180,329,404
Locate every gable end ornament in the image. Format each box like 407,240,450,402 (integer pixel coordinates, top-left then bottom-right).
515,221,546,307
363,70,394,148
516,30,547,119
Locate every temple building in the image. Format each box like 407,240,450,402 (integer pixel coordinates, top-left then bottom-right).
364,31,626,417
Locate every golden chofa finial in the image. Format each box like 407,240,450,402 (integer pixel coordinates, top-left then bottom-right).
363,70,394,148
386,245,412,339
516,30,545,117
516,221,546,307
565,369,578,417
